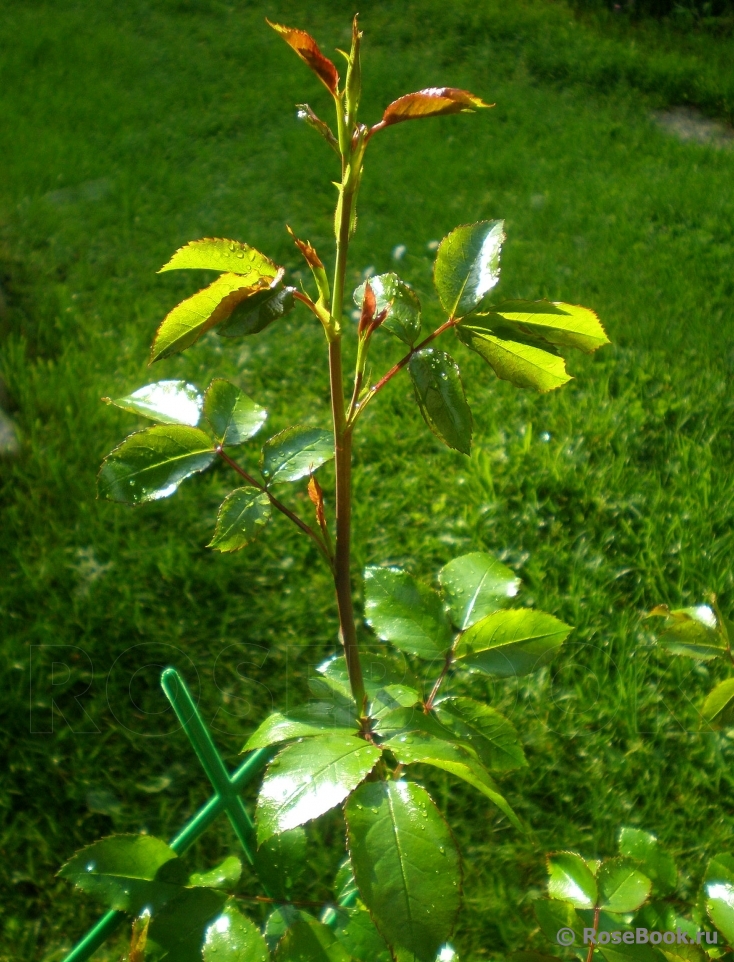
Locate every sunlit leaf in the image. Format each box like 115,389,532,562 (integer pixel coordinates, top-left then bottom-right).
243,705,358,752
706,881,734,944
331,906,392,962
256,734,381,842
434,220,505,319
370,683,421,719
353,273,422,345
547,852,598,908
148,888,228,962
261,426,333,484
597,857,652,913
254,828,307,903
152,274,274,361
274,915,350,962
455,608,571,677
345,780,460,962
209,488,271,553
264,907,300,952
702,679,734,729
104,380,202,426
438,551,520,630
128,913,150,962
363,566,453,660
204,900,271,962
434,697,527,772
310,652,419,708
98,426,215,504
485,300,609,354
218,284,295,338
534,899,585,946
189,857,242,891
408,349,472,455
267,21,339,95
58,834,184,913
457,315,571,393
380,87,491,127
296,104,340,154
618,827,677,897
159,238,279,280
204,380,267,446
649,605,728,661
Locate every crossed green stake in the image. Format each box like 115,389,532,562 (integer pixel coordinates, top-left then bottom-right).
62,667,352,962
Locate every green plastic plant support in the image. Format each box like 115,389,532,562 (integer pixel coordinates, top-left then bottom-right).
60,667,272,962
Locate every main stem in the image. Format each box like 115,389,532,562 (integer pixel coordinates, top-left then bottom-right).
329,149,366,712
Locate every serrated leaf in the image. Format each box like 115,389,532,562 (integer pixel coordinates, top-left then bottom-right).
209,488,271,553
274,915,350,962
311,653,419,709
547,852,597,908
706,882,734,944
705,854,734,887
204,900,271,962
204,380,267,446
364,566,453,660
618,828,677,897
455,608,571,677
702,679,734,730
256,734,381,843
484,300,609,353
370,684,422,719
659,944,709,962
261,426,333,484
159,238,279,278
408,349,472,455
98,426,215,504
381,87,492,127
438,551,520,630
151,273,275,361
331,907,392,962
434,696,527,772
148,888,228,962
650,606,728,661
381,729,521,828
434,220,505,319
189,857,242,891
264,907,301,952
346,780,460,962
534,899,585,946
58,834,184,913
457,314,571,393
353,273,421,345
598,857,652,913
219,284,295,338
267,21,339,95
254,828,307,903
105,380,203,426
243,705,358,752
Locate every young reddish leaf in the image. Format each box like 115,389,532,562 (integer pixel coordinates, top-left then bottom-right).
267,21,339,96
286,225,324,271
308,475,327,531
358,281,376,337
378,87,492,128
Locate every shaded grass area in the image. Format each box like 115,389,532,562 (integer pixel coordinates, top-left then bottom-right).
1,0,734,959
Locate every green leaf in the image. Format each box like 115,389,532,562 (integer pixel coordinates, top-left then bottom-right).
105,380,203,426
438,551,520,630
408,349,472,455
510,953,563,962
702,679,734,729
310,652,419,708
58,834,185,913
209,488,272,553
264,907,301,952
364,566,453,660
706,881,734,944
547,852,598,908
204,380,267,446
618,827,677,897
256,734,381,843
98,425,215,504
485,300,609,353
274,916,350,962
455,608,571,677
148,887,228,962
152,273,276,361
189,856,242,891
334,857,358,904
434,696,527,772
219,284,296,338
346,780,460,962
705,853,734,887
370,684,422,719
381,729,521,828
598,941,668,962
159,238,279,281
433,220,505,319
254,828,307,903
533,898,584,946
261,426,333,484
353,273,421,345
332,907,392,962
597,857,652,913
456,314,571,393
650,605,728,661
243,705,358,752
204,900,271,962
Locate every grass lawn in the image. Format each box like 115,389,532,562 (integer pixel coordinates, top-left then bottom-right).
1,1,734,959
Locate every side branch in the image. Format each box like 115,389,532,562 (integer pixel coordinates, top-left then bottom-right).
217,447,333,569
